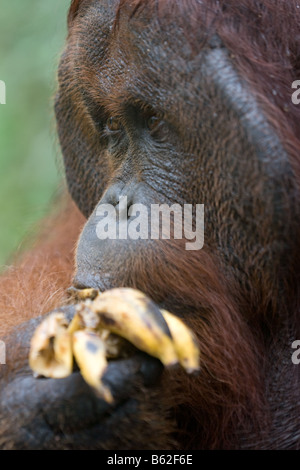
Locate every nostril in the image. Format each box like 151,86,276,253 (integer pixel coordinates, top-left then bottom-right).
115,195,132,221
102,182,126,207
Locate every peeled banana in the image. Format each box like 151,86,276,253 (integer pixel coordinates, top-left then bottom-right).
88,288,178,367
72,330,113,403
160,309,200,373
29,313,73,379
29,287,200,402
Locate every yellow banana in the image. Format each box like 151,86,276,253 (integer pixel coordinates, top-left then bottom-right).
29,312,73,379
88,288,178,367
161,309,200,373
72,330,113,403
67,303,100,334
68,306,134,359
29,288,201,403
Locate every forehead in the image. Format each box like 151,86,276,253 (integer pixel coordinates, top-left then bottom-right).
71,0,201,109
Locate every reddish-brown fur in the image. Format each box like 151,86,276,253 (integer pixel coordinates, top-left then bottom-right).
0,0,300,450
0,215,267,448
124,239,268,448
0,197,85,337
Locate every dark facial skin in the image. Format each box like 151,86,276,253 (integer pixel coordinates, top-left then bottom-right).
56,1,298,298
0,0,299,449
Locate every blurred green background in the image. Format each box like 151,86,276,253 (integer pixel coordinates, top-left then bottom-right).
0,0,71,268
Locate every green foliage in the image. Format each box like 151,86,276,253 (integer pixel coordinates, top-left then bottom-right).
0,0,70,266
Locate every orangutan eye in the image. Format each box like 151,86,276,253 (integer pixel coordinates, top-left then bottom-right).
106,116,122,132
147,115,162,131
